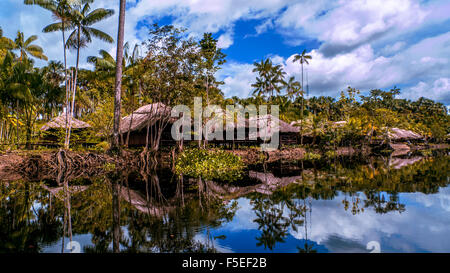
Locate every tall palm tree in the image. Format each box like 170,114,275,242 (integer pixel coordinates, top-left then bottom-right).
24,0,77,149
111,0,126,152
10,31,48,62
65,2,114,148
293,50,311,145
293,49,312,98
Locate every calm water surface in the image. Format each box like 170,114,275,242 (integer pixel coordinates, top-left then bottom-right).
1,151,449,253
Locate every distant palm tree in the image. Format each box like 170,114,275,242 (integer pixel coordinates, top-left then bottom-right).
87,49,116,71
285,76,302,101
293,50,311,145
293,49,312,98
111,0,126,152
10,31,48,62
0,27,15,51
252,58,286,103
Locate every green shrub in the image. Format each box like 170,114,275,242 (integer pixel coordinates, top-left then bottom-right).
95,141,110,153
325,150,337,158
175,149,245,182
303,151,322,161
419,149,432,156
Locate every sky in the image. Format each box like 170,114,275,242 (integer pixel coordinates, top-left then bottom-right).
1,0,450,105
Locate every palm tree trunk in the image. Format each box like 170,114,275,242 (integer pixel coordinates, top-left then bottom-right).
66,27,81,149
111,0,126,151
62,20,70,150
300,63,304,145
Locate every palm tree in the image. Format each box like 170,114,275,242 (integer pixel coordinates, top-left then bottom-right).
285,76,302,101
293,49,311,97
252,58,286,103
24,0,77,150
111,0,126,152
10,31,48,62
65,2,114,148
87,49,116,72
0,27,14,51
293,50,312,145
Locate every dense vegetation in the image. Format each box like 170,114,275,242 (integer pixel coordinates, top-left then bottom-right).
0,0,448,151
175,149,245,182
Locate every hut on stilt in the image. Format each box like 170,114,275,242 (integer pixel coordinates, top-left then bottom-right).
119,103,174,147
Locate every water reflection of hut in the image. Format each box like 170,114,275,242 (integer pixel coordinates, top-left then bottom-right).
40,114,91,143
119,103,174,146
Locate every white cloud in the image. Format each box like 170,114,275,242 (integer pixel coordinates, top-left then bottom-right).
217,62,256,98
381,41,406,55
402,78,450,103
279,31,450,101
217,31,234,49
276,0,429,56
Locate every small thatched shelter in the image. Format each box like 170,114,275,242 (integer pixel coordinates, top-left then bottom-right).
40,114,91,144
120,103,174,146
40,114,91,131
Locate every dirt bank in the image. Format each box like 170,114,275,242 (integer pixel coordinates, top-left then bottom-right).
1,144,447,181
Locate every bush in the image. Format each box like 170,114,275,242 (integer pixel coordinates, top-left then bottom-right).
95,141,110,153
303,151,322,161
175,149,245,182
325,150,337,158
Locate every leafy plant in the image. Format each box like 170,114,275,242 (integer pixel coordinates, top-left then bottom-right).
175,149,245,182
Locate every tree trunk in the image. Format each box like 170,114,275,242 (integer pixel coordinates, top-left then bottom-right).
111,0,126,151
300,63,304,145
66,26,82,150
62,20,70,151
16,100,19,149
112,181,121,253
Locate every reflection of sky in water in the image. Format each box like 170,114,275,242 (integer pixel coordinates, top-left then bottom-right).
40,186,450,253
204,186,450,253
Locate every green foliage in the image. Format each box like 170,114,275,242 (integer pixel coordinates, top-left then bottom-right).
175,149,245,182
303,151,321,161
95,141,110,153
103,162,116,172
325,150,337,158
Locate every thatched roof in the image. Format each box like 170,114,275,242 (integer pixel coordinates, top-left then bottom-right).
249,114,299,139
119,103,172,134
40,115,91,131
388,127,423,140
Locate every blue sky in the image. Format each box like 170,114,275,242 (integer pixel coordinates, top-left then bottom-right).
1,0,449,105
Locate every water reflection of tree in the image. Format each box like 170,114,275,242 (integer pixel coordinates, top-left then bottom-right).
0,181,61,253
80,163,237,253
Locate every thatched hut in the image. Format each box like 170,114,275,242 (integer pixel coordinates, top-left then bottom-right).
250,114,300,145
40,114,91,143
388,128,423,142
119,103,174,147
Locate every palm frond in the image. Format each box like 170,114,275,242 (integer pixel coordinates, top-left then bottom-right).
24,35,38,46
43,22,73,33
87,27,114,43
84,8,114,25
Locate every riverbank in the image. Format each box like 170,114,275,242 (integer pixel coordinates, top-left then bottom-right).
1,144,448,182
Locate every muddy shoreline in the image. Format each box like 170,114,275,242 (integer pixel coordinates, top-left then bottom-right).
0,144,448,182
